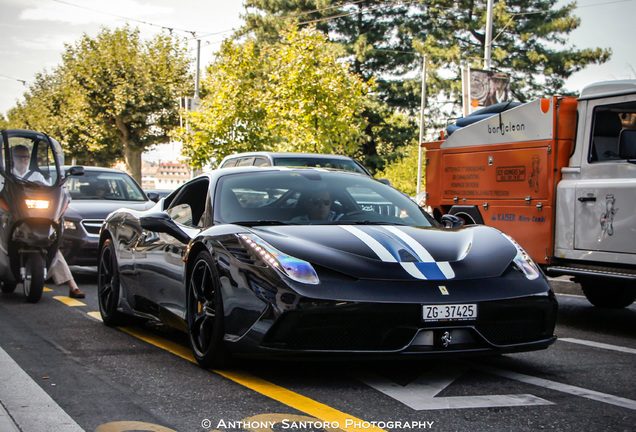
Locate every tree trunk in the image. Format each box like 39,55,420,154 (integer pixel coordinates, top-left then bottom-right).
123,145,142,185
115,116,142,184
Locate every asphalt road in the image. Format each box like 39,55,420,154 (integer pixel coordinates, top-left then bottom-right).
0,271,634,432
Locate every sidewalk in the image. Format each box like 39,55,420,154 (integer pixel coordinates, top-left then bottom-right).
0,346,85,432
0,402,19,432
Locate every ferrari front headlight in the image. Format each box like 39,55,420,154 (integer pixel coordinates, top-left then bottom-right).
240,233,319,285
501,233,541,280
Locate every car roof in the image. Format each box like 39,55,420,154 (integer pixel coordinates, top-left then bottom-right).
222,152,360,160
63,165,129,174
219,152,371,175
198,165,371,184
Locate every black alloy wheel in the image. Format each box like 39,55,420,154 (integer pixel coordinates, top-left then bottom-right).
24,253,45,303
187,251,228,368
98,238,125,325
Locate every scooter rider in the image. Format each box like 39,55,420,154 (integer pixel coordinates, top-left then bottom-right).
8,145,85,298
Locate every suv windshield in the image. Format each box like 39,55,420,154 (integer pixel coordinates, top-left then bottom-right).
66,170,147,201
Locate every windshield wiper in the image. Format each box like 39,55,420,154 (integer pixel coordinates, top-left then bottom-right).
338,220,407,225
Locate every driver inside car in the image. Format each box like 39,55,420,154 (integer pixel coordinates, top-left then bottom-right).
292,188,343,222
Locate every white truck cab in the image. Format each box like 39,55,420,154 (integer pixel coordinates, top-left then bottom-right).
551,80,636,307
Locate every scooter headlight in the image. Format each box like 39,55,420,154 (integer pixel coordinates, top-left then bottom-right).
25,199,50,209
239,233,319,285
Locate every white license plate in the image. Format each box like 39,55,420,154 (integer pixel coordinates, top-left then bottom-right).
422,304,477,321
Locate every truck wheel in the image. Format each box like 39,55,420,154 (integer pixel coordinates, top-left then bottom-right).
580,280,636,308
449,206,484,225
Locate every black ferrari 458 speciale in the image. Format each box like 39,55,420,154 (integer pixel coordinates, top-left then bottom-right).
97,167,557,367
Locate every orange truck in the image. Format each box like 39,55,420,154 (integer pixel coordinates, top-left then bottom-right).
421,80,636,308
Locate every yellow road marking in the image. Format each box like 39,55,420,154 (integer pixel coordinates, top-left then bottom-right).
53,296,85,307
215,370,385,431
87,311,103,321
119,326,196,363
112,323,385,431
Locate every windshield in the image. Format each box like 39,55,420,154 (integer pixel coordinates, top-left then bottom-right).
1,130,64,187
215,170,435,226
65,170,147,201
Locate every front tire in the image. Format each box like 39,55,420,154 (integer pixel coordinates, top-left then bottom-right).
187,251,228,368
581,279,636,308
24,253,45,303
98,239,126,325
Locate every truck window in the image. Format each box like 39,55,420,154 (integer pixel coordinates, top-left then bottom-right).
589,102,636,162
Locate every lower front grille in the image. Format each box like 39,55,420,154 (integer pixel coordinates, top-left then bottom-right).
263,304,420,351
474,297,557,346
476,321,547,345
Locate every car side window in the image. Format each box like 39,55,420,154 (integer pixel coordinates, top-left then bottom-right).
166,178,210,227
589,103,636,163
235,157,255,166
220,159,237,168
166,203,193,226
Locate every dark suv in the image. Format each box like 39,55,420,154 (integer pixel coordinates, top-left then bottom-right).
61,166,155,266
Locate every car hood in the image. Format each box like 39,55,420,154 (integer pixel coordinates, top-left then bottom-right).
248,224,517,281
64,199,155,220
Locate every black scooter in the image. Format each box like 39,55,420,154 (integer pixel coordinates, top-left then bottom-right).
0,129,83,303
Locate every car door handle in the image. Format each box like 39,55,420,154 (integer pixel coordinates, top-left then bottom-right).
578,196,596,202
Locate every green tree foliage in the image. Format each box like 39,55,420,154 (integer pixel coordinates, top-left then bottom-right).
179,25,372,169
8,26,192,182
417,0,611,106
375,145,424,196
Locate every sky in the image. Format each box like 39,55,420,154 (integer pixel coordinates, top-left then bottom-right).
0,0,634,159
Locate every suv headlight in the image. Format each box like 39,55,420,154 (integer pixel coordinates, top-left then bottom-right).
63,220,78,230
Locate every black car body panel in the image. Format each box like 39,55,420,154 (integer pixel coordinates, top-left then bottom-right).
99,167,557,363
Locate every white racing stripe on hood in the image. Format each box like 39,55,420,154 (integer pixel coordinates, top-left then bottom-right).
340,225,455,280
383,225,434,262
340,225,397,262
